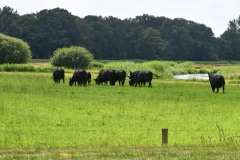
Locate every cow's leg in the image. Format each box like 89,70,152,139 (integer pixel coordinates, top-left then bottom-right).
211,86,215,92
134,82,137,87
216,88,219,93
223,86,225,93
149,81,152,87
138,82,141,87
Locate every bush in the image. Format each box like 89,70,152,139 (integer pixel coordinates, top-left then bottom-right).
50,46,94,69
0,33,32,64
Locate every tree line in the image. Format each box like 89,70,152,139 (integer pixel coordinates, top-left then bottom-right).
1,6,240,61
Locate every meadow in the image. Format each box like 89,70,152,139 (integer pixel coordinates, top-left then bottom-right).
0,61,240,159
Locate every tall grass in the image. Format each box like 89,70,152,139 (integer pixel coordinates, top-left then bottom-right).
217,66,240,84
0,63,55,72
105,61,178,79
0,61,237,80
105,61,220,79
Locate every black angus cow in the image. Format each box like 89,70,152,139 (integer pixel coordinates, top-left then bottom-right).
87,72,91,85
128,71,138,86
94,70,106,85
95,69,117,86
116,70,126,86
208,73,225,93
129,70,159,87
69,69,88,86
52,68,65,83
128,71,148,87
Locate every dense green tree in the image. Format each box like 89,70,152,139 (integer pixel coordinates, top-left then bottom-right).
87,18,113,59
0,6,22,37
50,46,93,69
189,22,217,60
77,19,95,53
221,30,240,60
219,17,240,60
105,16,128,59
33,8,71,58
1,6,239,61
228,18,240,31
140,27,164,59
0,33,32,64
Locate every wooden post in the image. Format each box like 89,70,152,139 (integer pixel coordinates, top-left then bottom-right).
162,128,168,145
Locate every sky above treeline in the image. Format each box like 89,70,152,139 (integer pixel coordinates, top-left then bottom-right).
1,0,240,37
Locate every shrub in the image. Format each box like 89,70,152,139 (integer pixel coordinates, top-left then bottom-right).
50,46,94,69
0,33,32,64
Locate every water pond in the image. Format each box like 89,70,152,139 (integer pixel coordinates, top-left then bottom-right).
173,74,209,80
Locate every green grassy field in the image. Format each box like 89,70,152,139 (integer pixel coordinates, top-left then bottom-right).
0,71,240,159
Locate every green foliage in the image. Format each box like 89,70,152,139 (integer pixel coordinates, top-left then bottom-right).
0,63,55,72
0,33,32,64
1,6,236,61
104,61,198,79
2,60,240,83
88,61,104,69
50,46,94,69
173,61,218,74
177,61,195,67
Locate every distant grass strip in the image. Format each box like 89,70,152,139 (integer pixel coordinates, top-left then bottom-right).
0,63,55,72
1,61,240,82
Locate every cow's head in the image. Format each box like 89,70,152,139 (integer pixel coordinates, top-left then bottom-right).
129,71,134,79
69,78,74,86
129,79,135,86
94,78,101,85
52,77,59,83
208,73,214,82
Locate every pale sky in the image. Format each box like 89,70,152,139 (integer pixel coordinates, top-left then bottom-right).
1,0,240,37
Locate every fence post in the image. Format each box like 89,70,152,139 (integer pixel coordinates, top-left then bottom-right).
162,128,168,145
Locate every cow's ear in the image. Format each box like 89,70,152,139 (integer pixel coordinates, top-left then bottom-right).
51,77,54,79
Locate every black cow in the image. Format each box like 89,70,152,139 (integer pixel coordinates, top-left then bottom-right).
128,71,148,87
95,69,117,86
94,70,106,85
129,70,159,87
87,72,91,85
52,68,65,83
208,73,225,93
69,69,88,86
128,71,138,86
116,70,126,86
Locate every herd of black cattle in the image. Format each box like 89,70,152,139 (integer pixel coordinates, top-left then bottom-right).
52,68,225,93
52,68,159,87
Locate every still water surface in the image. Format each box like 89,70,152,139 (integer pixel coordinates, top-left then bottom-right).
173,74,209,80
